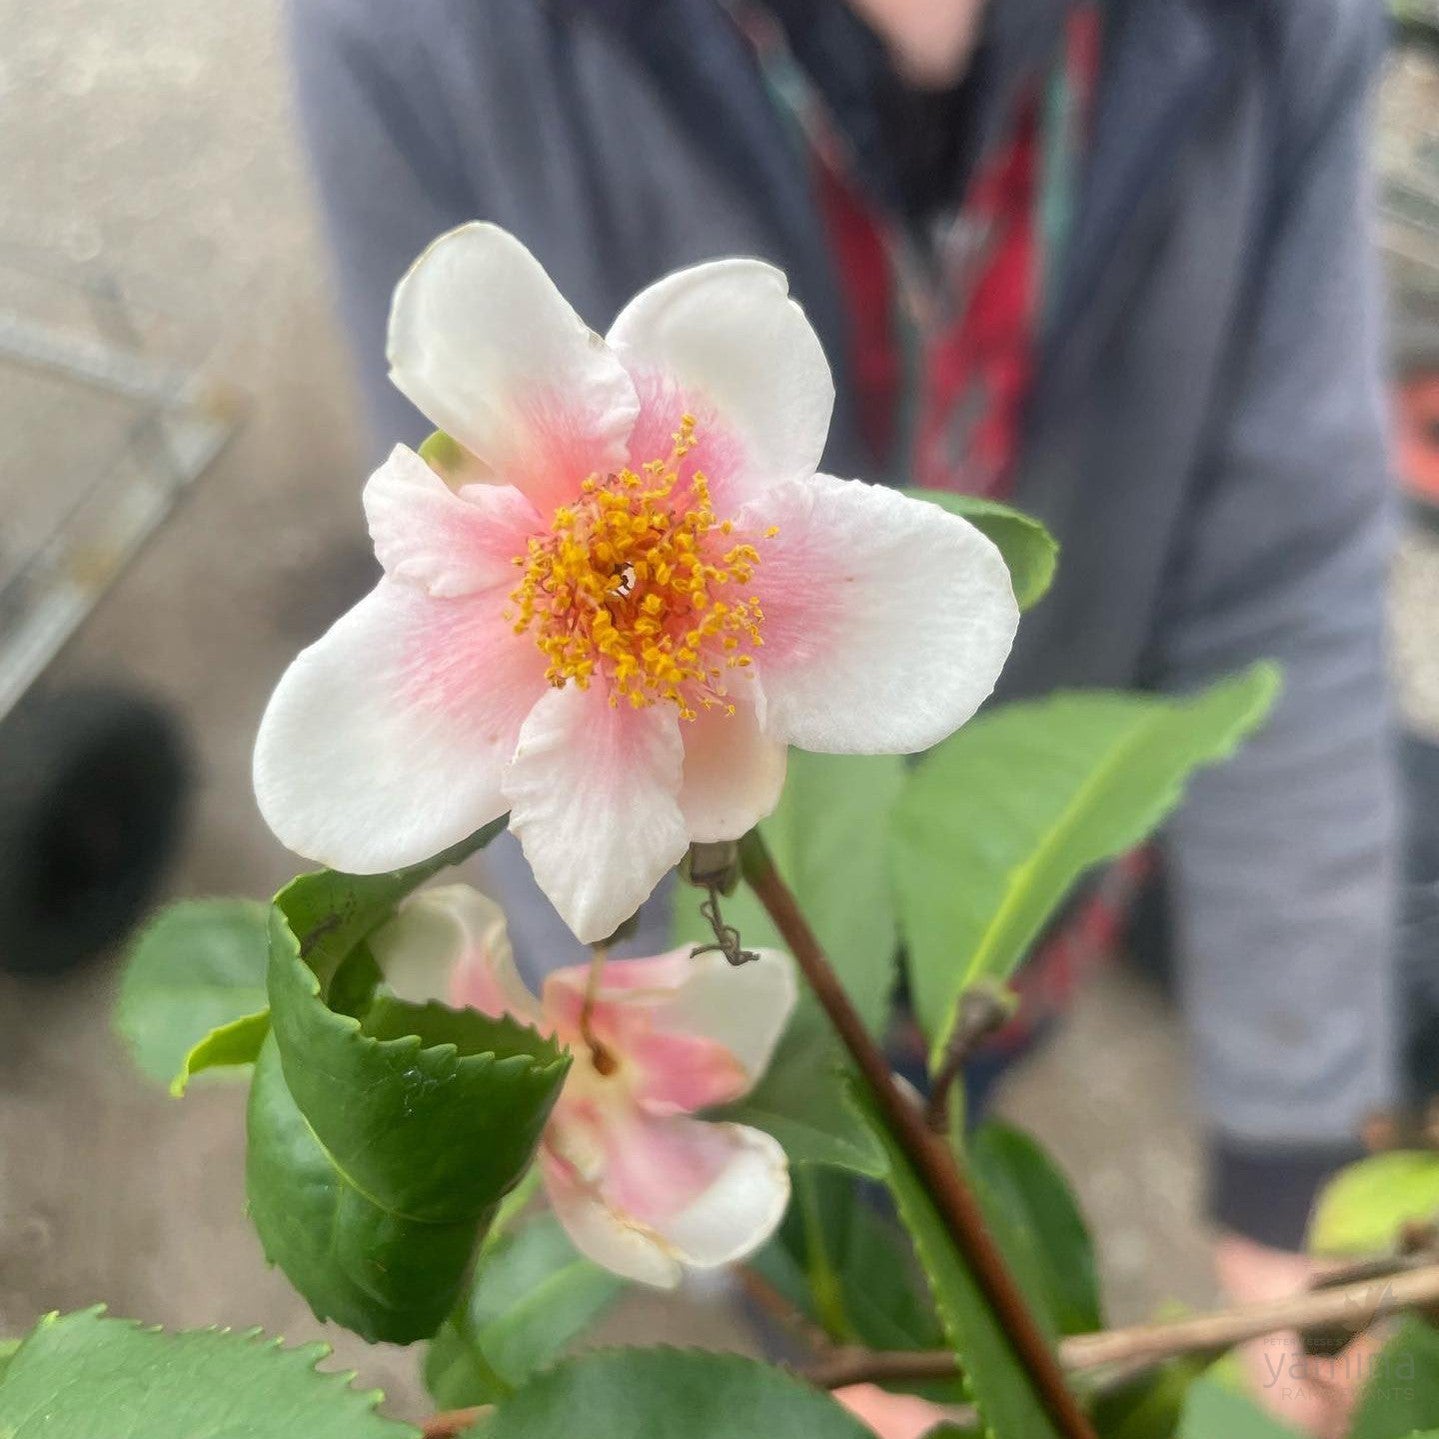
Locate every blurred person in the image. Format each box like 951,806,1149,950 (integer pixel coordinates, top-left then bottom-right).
286,0,1399,1428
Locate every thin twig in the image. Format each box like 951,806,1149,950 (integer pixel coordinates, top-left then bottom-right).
924,985,1013,1134
739,832,1097,1439
740,1264,835,1353
1063,1259,1439,1371
797,1259,1439,1390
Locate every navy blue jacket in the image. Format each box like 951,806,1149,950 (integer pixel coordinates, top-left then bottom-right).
287,0,1399,1243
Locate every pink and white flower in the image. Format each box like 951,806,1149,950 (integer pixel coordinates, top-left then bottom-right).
254,223,1018,941
371,883,796,1287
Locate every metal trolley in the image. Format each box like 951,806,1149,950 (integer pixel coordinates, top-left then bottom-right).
0,253,237,973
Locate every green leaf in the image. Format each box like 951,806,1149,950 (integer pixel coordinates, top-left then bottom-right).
115,899,269,1088
892,665,1280,1061
266,949,567,1224
859,1095,1065,1439
424,1213,625,1407
714,1021,887,1176
1091,1354,1212,1439
273,819,504,986
0,1307,416,1438
766,1168,945,1354
970,1122,1102,1338
676,751,904,1041
1349,1319,1439,1439
905,491,1058,611
1308,1152,1439,1257
172,1009,270,1095
483,1348,873,1439
246,1040,482,1344
1178,1378,1303,1438
247,821,570,1343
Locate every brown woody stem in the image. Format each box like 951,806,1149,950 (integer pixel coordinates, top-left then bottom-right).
738,831,1096,1439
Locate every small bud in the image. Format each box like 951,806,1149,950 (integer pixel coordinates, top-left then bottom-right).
680,840,741,896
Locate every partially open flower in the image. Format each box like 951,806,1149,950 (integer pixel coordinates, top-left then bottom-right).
372,884,796,1287
254,223,1018,941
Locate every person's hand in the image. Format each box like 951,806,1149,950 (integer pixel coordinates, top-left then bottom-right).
834,1384,946,1439
1215,1230,1383,1439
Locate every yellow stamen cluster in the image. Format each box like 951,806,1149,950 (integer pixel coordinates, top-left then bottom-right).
508,416,770,719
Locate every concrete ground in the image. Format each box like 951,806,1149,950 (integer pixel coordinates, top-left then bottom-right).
0,0,1434,1422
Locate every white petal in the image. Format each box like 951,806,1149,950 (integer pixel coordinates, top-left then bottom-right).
606,259,833,506
650,1121,790,1269
543,945,797,1109
543,1115,790,1285
387,223,639,512
541,1147,683,1288
677,685,788,842
634,947,796,1096
747,475,1018,753
364,444,540,598
503,685,689,944
253,580,548,872
370,884,542,1025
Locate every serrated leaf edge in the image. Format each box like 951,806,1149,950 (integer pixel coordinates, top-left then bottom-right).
1,1306,409,1431
271,912,570,1085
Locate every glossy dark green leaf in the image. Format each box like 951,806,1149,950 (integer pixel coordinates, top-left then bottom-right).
0,1307,416,1438
905,490,1058,611
765,1168,944,1354
892,666,1280,1063
115,899,269,1089
266,932,567,1225
246,1040,482,1344
424,1213,624,1407
860,1095,1065,1439
483,1348,873,1439
970,1122,1102,1338
247,820,568,1344
273,819,504,986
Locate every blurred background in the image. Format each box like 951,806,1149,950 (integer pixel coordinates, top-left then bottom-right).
0,0,1436,1421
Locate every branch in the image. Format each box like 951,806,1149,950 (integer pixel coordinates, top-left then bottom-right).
740,1262,835,1353
418,1259,1439,1435
1063,1258,1439,1371
924,984,1013,1134
738,832,1096,1439
799,1258,1439,1389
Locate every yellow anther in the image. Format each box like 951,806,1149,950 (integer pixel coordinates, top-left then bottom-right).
507,416,773,714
